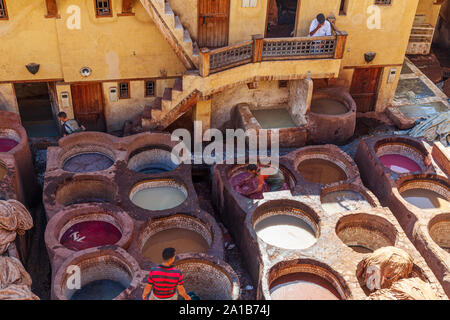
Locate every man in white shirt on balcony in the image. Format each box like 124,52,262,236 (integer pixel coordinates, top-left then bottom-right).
309,13,332,37
308,13,332,54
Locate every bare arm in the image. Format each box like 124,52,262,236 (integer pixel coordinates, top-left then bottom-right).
142,283,152,300
177,284,191,300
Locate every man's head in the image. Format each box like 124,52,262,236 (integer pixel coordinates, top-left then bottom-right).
247,164,259,174
57,112,68,122
162,247,176,265
317,13,326,24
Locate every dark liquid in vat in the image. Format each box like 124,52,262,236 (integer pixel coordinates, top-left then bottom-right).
298,159,347,184
70,280,126,300
63,153,114,173
0,138,18,152
310,98,348,115
60,221,122,251
379,154,421,173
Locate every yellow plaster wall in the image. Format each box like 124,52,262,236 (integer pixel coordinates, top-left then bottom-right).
416,0,442,25
229,0,268,44
170,0,198,40
55,0,185,83
102,78,176,132
0,0,63,82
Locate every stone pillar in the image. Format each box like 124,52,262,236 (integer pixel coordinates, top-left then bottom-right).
287,78,313,126
193,99,212,134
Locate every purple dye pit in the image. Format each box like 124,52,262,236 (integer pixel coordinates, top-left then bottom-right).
378,154,421,173
63,153,114,173
60,221,122,251
0,138,19,152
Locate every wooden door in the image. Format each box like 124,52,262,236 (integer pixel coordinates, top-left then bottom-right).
350,67,382,113
70,83,106,131
198,0,230,48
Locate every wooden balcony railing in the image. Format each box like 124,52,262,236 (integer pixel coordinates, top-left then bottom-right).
200,22,347,77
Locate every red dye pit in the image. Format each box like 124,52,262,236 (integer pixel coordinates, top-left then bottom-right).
60,221,122,251
378,154,421,173
0,138,18,152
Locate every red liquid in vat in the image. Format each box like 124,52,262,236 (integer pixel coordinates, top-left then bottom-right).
60,221,122,251
378,154,421,173
270,273,341,300
0,138,18,152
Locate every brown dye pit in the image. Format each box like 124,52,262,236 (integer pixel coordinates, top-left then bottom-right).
0,164,6,180
142,228,209,264
297,159,347,184
252,108,297,129
400,189,450,210
63,153,114,173
255,215,317,250
310,98,348,115
270,272,341,300
428,217,450,253
321,190,372,214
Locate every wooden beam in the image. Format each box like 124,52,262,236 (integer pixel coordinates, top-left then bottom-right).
252,34,264,63
45,0,58,18
199,48,211,77
334,31,348,59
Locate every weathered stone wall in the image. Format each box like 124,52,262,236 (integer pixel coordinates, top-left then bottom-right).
288,79,313,126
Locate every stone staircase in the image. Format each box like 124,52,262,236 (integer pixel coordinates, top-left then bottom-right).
140,0,199,70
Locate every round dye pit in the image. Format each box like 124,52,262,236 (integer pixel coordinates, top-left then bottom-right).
130,180,187,211
55,179,116,207
58,252,135,300
62,152,114,173
336,214,397,253
297,158,347,185
401,188,449,210
0,138,19,152
429,215,450,253
310,98,348,115
252,203,319,250
175,259,239,300
142,229,209,263
128,148,178,174
321,190,373,214
140,215,212,264
60,221,122,251
375,140,426,174
270,272,341,300
255,215,317,250
379,154,421,174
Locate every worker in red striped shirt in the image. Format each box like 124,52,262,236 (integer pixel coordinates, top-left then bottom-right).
142,247,191,300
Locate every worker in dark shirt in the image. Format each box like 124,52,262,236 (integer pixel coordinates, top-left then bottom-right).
142,247,191,300
57,112,86,136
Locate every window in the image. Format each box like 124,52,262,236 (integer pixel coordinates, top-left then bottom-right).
339,0,349,15
95,0,112,17
119,82,130,99
0,0,8,20
374,0,392,5
145,81,155,97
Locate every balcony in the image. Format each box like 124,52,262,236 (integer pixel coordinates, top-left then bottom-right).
199,21,348,77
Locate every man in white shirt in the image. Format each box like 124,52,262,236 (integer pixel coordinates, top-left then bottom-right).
309,13,332,37
308,13,332,54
